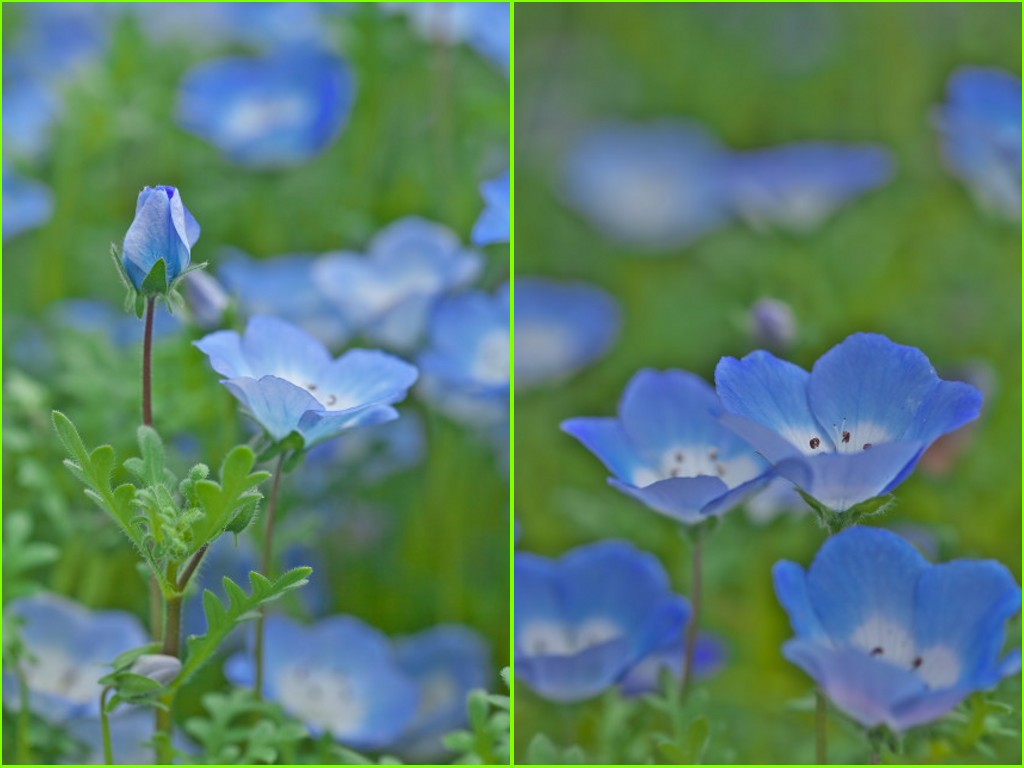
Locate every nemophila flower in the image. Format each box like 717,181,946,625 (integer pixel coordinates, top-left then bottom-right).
385,3,511,73
515,540,689,703
8,4,112,84
921,361,997,477
2,593,147,722
514,277,621,388
65,709,165,765
3,169,53,241
726,142,894,233
935,67,1021,220
122,185,200,293
195,315,418,450
715,333,984,512
747,297,797,351
561,119,731,252
774,526,1021,731
226,615,419,750
472,170,510,246
313,217,482,353
2,64,62,160
563,370,772,525
619,631,727,697
393,625,492,761
177,48,354,168
219,249,350,349
135,3,333,50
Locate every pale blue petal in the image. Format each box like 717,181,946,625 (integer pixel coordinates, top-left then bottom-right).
560,418,648,484
298,404,399,448
773,560,828,641
609,476,730,524
194,330,251,378
889,686,975,731
223,375,321,442
241,315,331,384
317,349,418,410
516,637,636,703
123,189,173,288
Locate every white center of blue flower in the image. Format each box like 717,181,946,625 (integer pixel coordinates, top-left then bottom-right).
632,446,763,489
521,618,621,657
472,330,511,386
277,664,365,736
613,170,692,235
25,646,100,704
798,420,893,456
850,615,962,689
224,95,314,143
417,672,458,717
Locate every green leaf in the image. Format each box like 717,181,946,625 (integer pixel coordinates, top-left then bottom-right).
189,446,270,550
140,258,168,295
526,733,558,765
682,715,710,763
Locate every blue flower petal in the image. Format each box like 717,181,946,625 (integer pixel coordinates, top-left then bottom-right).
560,418,647,484
317,349,419,410
223,375,321,442
472,170,510,246
240,315,331,384
772,560,828,641
609,476,730,524
299,404,399,448
194,330,251,378
516,637,637,702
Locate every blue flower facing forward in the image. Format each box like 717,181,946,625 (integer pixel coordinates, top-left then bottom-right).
774,526,1021,731
472,169,510,246
515,540,689,702
563,370,772,525
715,333,983,513
122,185,200,292
195,315,418,450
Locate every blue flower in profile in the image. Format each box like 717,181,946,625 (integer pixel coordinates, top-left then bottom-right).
514,540,689,702
561,119,732,252
177,48,354,168
726,142,894,233
935,67,1022,221
2,593,148,723
472,170,510,246
225,615,419,750
313,217,482,353
195,315,418,450
515,276,620,388
618,631,727,697
774,526,1021,731
122,185,201,292
3,169,53,241
715,333,984,512
563,370,772,525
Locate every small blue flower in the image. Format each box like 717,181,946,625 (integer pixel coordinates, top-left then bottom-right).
515,540,689,702
774,526,1021,731
561,119,732,252
7,4,112,85
514,277,620,388
935,66,1022,221
726,142,894,232
195,315,418,449
225,615,420,750
3,169,53,241
135,3,334,50
122,185,200,292
715,333,984,512
2,65,62,160
472,169,510,246
618,631,727,697
64,708,165,765
177,48,354,168
563,370,772,525
313,216,482,353
3,593,148,723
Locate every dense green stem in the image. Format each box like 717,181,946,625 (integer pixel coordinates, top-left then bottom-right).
680,534,703,696
255,454,287,699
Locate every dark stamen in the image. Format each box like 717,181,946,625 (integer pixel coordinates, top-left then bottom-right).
870,646,884,656
326,395,337,406
912,657,923,669
809,437,821,449
842,430,851,443
675,452,684,462
708,448,719,460
863,443,872,450
307,383,317,391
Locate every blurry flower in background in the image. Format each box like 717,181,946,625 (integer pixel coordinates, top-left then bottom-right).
563,370,772,526
314,217,482,353
514,276,620,388
177,48,355,169
50,299,181,348
744,477,806,524
746,297,797,352
122,185,201,292
1,67,62,160
618,630,726,696
385,2,511,74
472,169,510,246
64,709,163,765
2,170,53,242
5,3,112,85
182,270,230,330
514,540,689,702
561,119,732,252
934,66,1022,222
774,526,1021,731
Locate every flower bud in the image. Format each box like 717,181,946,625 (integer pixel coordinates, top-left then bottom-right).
128,654,182,686
122,186,200,293
748,297,796,350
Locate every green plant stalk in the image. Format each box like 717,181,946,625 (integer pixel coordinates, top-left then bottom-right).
100,686,114,765
680,533,703,696
816,689,828,764
156,561,181,765
141,296,164,643
255,454,287,699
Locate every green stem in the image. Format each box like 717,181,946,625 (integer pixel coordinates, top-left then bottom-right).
100,686,114,765
816,689,828,764
142,297,155,427
155,563,181,765
255,454,286,699
680,534,703,696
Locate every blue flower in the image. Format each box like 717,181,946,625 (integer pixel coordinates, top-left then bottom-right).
313,217,482,353
386,3,510,73
2,65,62,160
51,299,181,348
392,625,492,761
135,3,334,51
177,48,354,168
935,66,1022,221
514,276,620,388
618,631,727,697
774,526,1021,731
472,170,510,246
3,169,53,241
122,185,201,292
195,315,418,449
715,333,984,512
3,593,148,723
514,540,689,702
726,142,894,233
563,370,772,525
225,615,420,750
561,119,732,252
6,4,112,85
64,709,165,765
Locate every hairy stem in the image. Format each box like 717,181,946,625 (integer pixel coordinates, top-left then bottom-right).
100,687,114,765
255,454,286,699
155,563,180,765
680,534,703,696
142,297,155,427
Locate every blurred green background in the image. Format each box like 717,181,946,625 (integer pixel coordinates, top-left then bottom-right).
514,3,1020,764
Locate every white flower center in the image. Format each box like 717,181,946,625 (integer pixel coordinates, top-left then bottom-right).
224,94,313,143
798,420,894,456
521,618,621,657
276,664,365,737
632,445,763,489
850,615,962,689
25,647,100,704
471,330,511,386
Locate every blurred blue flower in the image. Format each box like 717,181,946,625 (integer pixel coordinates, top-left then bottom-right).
6,4,112,84
177,48,354,168
747,297,797,351
745,477,807,524
514,276,620,388
3,169,53,241
563,370,772,526
225,615,419,750
561,119,732,252
64,709,163,765
774,526,1021,731
514,540,689,702
472,169,510,246
715,333,983,512
618,631,727,697
50,299,181,348
935,66,1022,221
122,185,200,292
385,3,510,73
182,270,230,330
2,65,62,159
219,249,350,349
392,625,492,761
136,3,334,50
3,593,147,723
313,217,482,353
195,315,418,449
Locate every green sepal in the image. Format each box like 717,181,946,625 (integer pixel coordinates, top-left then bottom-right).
798,489,897,535
140,258,168,296
257,431,305,464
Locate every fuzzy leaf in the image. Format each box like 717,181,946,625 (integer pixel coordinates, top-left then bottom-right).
189,446,270,550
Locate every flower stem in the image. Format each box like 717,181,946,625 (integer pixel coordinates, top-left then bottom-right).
816,689,828,764
255,454,286,699
100,687,114,765
680,533,703,696
142,297,155,427
155,562,180,765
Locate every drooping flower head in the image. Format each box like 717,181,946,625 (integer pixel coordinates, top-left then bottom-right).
563,370,772,525
715,333,984,512
195,315,417,450
472,169,510,246
122,185,200,293
774,526,1021,731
